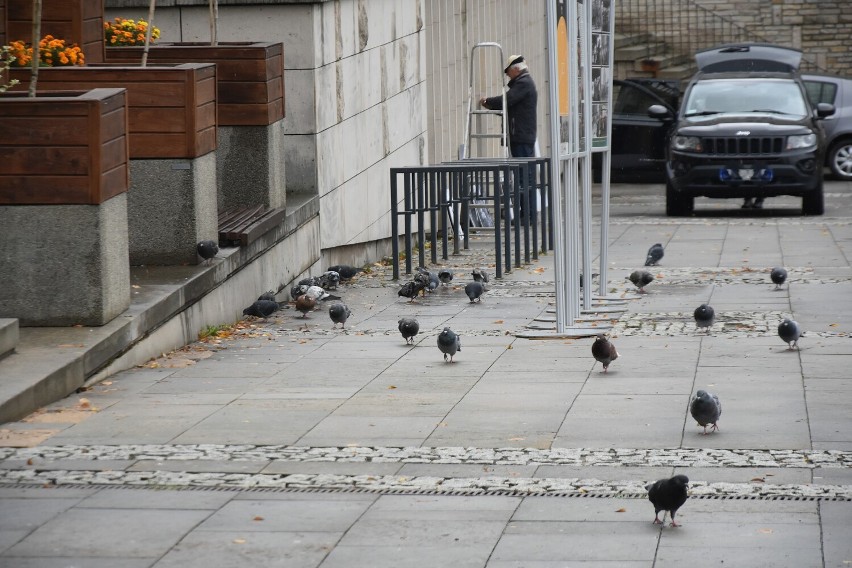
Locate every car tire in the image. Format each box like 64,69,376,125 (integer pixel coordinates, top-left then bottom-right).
802,179,824,215
666,181,693,216
828,139,852,181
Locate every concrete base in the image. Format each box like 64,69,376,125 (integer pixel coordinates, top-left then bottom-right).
128,153,218,265
0,319,18,360
0,195,131,326
218,122,286,211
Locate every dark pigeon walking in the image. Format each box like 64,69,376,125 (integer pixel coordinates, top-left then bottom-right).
197,240,219,265
693,304,715,333
437,327,461,362
329,303,351,329
465,281,485,303
398,317,420,345
778,318,802,350
627,270,654,293
646,475,689,527
770,267,788,290
398,280,425,302
243,299,279,319
438,269,454,285
645,243,664,266
690,390,721,435
591,334,619,373
327,265,363,280
416,267,439,293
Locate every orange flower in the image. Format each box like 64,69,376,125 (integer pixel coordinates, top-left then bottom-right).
104,17,161,46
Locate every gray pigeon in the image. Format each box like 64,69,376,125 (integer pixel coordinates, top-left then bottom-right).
438,269,454,285
591,334,619,373
416,267,440,293
197,240,219,265
327,264,363,280
693,304,715,333
319,271,341,290
627,270,654,293
472,268,489,283
690,390,721,435
770,267,788,290
398,280,425,302
243,299,279,319
329,303,351,328
465,281,485,302
646,475,689,527
645,243,664,266
398,317,420,345
778,318,802,350
437,327,461,362
305,285,340,302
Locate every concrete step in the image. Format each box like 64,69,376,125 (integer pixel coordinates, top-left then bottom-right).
613,42,667,63
0,319,18,361
632,52,692,73
613,32,652,50
656,63,696,81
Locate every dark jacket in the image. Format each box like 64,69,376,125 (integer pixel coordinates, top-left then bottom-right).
484,70,538,145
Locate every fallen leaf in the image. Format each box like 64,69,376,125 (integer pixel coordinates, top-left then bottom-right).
615,508,627,513
829,323,838,327
494,320,504,324
506,344,512,349
387,385,397,389
27,458,34,465
78,398,91,409
758,528,774,535
233,539,246,544
253,516,264,522
751,477,765,483
58,344,85,348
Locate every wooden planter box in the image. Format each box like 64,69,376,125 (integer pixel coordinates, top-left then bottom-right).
105,42,284,126
2,0,105,63
0,88,129,204
9,63,217,159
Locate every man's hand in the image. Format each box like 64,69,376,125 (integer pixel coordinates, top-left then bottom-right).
479,97,488,109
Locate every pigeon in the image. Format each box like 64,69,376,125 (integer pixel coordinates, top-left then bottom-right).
778,318,802,350
591,334,619,373
298,276,321,288
295,293,317,318
472,268,489,283
398,317,420,345
327,265,363,280
646,475,689,527
645,243,664,266
329,303,351,328
398,280,425,302
197,240,219,265
305,285,340,302
579,273,599,288
318,271,341,290
693,304,715,333
627,270,654,293
291,283,309,300
465,281,485,302
242,299,279,319
415,267,439,293
770,267,788,290
437,327,461,362
438,269,454,285
690,390,721,435
257,290,277,302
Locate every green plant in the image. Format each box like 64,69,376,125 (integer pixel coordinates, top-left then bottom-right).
198,323,229,340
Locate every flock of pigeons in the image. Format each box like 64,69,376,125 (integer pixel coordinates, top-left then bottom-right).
198,238,805,529
593,242,806,527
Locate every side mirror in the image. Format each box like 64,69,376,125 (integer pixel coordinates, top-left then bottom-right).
648,104,674,121
816,102,835,118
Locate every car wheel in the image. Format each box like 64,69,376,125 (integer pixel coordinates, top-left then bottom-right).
828,139,852,181
802,179,824,215
666,181,693,216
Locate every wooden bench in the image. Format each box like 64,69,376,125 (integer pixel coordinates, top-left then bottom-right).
218,206,287,246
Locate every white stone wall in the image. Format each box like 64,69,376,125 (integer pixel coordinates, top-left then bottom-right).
107,0,428,254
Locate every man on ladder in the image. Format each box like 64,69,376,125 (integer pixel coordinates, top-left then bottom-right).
478,54,539,160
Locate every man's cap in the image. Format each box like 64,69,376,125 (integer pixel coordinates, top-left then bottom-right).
504,54,524,72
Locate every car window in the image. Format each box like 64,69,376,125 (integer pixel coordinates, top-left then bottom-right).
685,78,807,117
613,83,663,117
803,80,837,106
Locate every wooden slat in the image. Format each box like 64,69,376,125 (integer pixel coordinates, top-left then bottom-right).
240,207,287,245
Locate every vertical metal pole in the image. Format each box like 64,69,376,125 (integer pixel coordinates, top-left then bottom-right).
429,169,438,265
598,0,616,298
404,171,413,275
565,0,581,327
416,171,426,270
391,169,400,280
546,0,567,332
580,0,594,312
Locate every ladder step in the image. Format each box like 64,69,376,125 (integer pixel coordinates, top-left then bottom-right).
471,133,504,139
471,110,504,115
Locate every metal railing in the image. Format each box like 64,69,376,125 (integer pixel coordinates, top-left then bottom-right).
389,158,552,281
616,0,827,74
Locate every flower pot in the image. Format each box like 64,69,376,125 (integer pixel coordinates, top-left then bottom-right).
105,42,284,126
0,88,129,204
3,0,105,63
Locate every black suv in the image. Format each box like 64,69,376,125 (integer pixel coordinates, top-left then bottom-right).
650,44,835,216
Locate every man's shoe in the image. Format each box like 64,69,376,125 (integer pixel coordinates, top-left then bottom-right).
742,198,754,209
753,198,764,209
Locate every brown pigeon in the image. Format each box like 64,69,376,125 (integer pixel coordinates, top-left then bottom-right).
295,293,316,318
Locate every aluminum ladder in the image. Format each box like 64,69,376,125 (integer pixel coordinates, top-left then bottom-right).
462,42,509,159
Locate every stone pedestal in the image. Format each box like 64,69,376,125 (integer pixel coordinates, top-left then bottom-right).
128,153,218,266
0,194,130,326
217,122,286,211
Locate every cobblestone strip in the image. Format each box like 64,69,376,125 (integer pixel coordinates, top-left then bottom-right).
0,469,849,499
2,445,850,468
615,311,851,338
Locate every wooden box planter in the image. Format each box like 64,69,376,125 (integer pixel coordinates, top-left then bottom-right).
9,63,217,159
2,0,105,63
104,42,284,126
0,88,129,205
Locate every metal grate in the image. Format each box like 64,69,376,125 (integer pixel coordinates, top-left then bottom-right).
702,136,784,155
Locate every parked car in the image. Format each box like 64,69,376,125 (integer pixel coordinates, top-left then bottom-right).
803,73,852,181
649,43,835,216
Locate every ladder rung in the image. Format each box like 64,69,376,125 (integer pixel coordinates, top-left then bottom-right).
471,133,504,139
471,110,504,115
